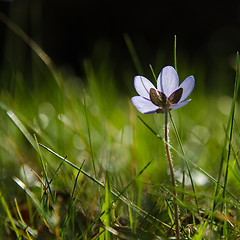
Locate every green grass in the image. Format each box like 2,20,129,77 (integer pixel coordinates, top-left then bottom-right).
1,14,240,240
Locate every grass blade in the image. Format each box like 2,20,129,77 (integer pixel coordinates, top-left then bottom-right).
124,33,144,74
174,35,178,72
83,91,97,178
13,177,52,228
0,191,21,239
39,143,105,188
100,172,111,240
7,110,36,150
192,220,208,240
222,52,240,203
149,64,157,82
34,135,54,203
14,197,33,240
218,52,240,238
61,160,85,237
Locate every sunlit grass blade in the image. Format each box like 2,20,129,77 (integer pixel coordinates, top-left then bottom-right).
128,203,134,233
14,197,34,240
83,91,97,178
39,143,105,188
137,116,163,139
34,135,54,204
7,110,37,150
124,33,144,74
174,35,178,72
192,220,208,240
149,64,157,82
0,191,21,239
100,172,112,240
103,226,130,239
13,177,52,228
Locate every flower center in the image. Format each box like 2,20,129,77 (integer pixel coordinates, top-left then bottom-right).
149,88,183,111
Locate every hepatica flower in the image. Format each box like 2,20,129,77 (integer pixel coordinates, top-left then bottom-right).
131,66,195,114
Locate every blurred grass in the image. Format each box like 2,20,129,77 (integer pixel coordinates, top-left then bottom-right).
1,13,240,239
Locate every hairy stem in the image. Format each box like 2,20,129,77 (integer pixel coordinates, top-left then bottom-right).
165,111,180,240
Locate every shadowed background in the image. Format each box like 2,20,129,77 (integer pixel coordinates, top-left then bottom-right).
1,0,240,93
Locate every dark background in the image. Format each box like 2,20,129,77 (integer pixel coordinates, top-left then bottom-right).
1,0,240,92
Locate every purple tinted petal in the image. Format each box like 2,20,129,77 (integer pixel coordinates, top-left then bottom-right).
157,66,179,97
131,96,158,114
170,99,191,110
134,76,155,99
179,76,195,101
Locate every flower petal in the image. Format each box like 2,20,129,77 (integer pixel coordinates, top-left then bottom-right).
131,96,159,114
149,88,167,108
170,99,191,110
168,88,183,105
134,76,155,99
179,76,195,102
157,66,179,97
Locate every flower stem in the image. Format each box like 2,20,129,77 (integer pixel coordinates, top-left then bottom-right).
164,111,180,240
